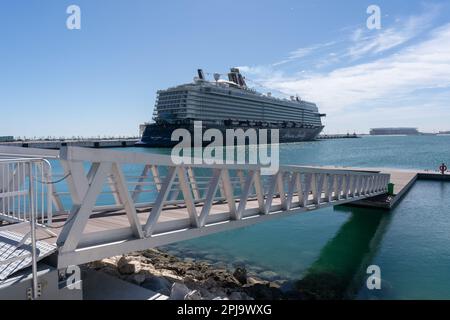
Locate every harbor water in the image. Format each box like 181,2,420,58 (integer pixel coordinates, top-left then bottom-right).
55,135,450,299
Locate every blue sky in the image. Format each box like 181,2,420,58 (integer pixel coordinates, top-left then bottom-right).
1,0,450,137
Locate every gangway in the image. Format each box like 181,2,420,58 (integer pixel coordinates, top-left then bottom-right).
0,146,390,298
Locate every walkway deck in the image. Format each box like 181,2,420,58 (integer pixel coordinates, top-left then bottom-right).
10,196,285,247
9,192,369,268
306,166,450,209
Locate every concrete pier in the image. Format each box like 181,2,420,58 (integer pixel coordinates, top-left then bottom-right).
307,165,450,209
317,134,360,140
0,139,139,149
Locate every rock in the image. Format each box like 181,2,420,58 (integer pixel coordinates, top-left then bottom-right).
142,275,172,296
243,283,283,300
185,290,202,300
98,265,121,278
228,291,245,300
202,278,219,290
228,291,254,300
209,286,228,298
89,258,116,270
233,267,247,284
170,282,192,300
132,273,146,285
88,260,104,270
142,249,164,261
163,274,184,283
117,256,141,275
140,263,157,273
246,276,268,286
204,269,241,288
87,249,291,301
268,281,281,289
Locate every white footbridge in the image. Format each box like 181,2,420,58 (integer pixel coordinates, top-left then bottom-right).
0,146,390,299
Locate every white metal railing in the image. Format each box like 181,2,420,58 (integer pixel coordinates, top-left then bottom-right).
0,158,53,225
0,157,54,299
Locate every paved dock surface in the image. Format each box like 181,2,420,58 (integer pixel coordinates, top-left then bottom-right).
0,139,139,149
82,269,168,300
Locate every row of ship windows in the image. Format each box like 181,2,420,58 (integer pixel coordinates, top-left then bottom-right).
156,110,321,124
188,112,321,121
158,90,318,113
189,94,310,108
157,101,318,116
158,90,189,97
157,96,188,102
156,104,320,119
159,87,317,108
190,90,318,110
173,94,317,113
155,109,320,123
156,116,322,126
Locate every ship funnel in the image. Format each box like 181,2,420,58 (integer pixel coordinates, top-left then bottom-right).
228,72,238,85
228,67,247,87
237,73,247,88
197,69,205,80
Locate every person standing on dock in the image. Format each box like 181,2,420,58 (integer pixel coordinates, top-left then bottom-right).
439,163,448,175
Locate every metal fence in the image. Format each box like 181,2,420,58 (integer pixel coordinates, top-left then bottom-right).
0,158,53,226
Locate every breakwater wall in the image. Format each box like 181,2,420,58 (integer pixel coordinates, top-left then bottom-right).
0,139,139,149
317,134,360,140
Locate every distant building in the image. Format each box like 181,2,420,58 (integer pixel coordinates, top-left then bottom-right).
0,136,14,142
370,128,419,135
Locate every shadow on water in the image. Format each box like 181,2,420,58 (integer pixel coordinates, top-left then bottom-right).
293,205,391,300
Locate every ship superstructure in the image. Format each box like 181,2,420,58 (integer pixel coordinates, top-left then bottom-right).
139,68,325,147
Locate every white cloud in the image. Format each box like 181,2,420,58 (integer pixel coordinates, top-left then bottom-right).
272,41,337,66
268,7,440,71
347,8,438,59
271,23,450,112
241,19,450,132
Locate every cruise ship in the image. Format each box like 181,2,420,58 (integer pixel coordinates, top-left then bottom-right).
138,68,325,147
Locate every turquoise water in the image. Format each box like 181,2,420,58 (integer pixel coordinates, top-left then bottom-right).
357,180,450,299
57,135,450,299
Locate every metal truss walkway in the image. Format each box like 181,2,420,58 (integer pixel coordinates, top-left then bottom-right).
0,146,390,272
